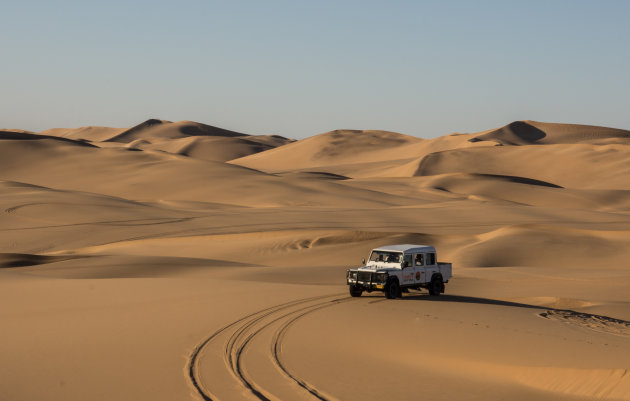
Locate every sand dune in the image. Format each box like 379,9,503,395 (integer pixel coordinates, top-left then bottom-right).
126,135,287,162
104,119,248,143
415,172,630,211
230,128,494,175
3,130,442,208
471,120,630,145
413,143,630,189
40,119,295,162
449,224,630,268
39,126,127,142
230,129,424,173
1,119,630,401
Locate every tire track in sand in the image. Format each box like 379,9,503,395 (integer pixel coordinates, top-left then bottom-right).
188,294,351,401
270,299,350,400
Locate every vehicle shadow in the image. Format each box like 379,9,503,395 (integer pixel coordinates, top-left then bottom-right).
400,293,546,311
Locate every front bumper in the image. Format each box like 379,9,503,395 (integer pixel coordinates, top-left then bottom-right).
347,270,388,290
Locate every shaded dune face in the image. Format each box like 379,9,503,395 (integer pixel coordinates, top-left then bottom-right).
0,253,82,268
469,121,546,145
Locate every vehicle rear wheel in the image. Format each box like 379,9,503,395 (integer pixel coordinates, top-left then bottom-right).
385,279,400,299
429,276,442,296
349,285,363,297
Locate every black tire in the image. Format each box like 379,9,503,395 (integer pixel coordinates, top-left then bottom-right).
429,276,443,296
385,279,400,299
349,285,363,297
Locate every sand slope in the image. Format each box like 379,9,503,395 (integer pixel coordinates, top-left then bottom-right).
230,129,423,172
413,143,630,189
230,128,495,175
1,119,630,401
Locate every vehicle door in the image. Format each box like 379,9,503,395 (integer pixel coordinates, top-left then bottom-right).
413,253,425,284
401,254,414,285
425,252,438,281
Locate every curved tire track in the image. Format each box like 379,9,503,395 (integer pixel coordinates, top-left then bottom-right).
271,300,349,401
188,293,351,401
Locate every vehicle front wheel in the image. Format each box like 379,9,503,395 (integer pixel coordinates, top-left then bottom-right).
349,286,363,297
385,279,400,299
429,276,443,296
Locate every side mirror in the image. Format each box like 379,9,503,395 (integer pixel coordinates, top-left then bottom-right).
402,261,409,268
362,258,366,265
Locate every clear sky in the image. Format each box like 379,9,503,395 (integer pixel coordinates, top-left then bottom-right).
2,0,629,138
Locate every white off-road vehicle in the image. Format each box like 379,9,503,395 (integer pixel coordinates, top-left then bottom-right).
346,244,452,299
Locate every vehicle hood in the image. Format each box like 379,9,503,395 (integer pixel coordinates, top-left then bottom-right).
357,264,400,272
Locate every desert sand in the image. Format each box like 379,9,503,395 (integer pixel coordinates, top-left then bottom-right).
1,119,630,401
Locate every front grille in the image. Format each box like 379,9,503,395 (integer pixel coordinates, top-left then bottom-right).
357,271,372,282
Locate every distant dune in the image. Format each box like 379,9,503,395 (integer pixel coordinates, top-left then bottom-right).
1,129,97,147
230,129,422,172
2,119,630,401
104,119,248,143
470,120,630,145
38,119,295,163
40,126,127,142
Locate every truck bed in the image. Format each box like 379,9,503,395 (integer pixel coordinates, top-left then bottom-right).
438,262,452,281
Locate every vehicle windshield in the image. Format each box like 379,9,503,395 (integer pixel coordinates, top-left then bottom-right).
369,251,403,263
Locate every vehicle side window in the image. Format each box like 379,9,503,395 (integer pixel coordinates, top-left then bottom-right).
427,253,436,265
415,253,424,266
403,254,413,267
